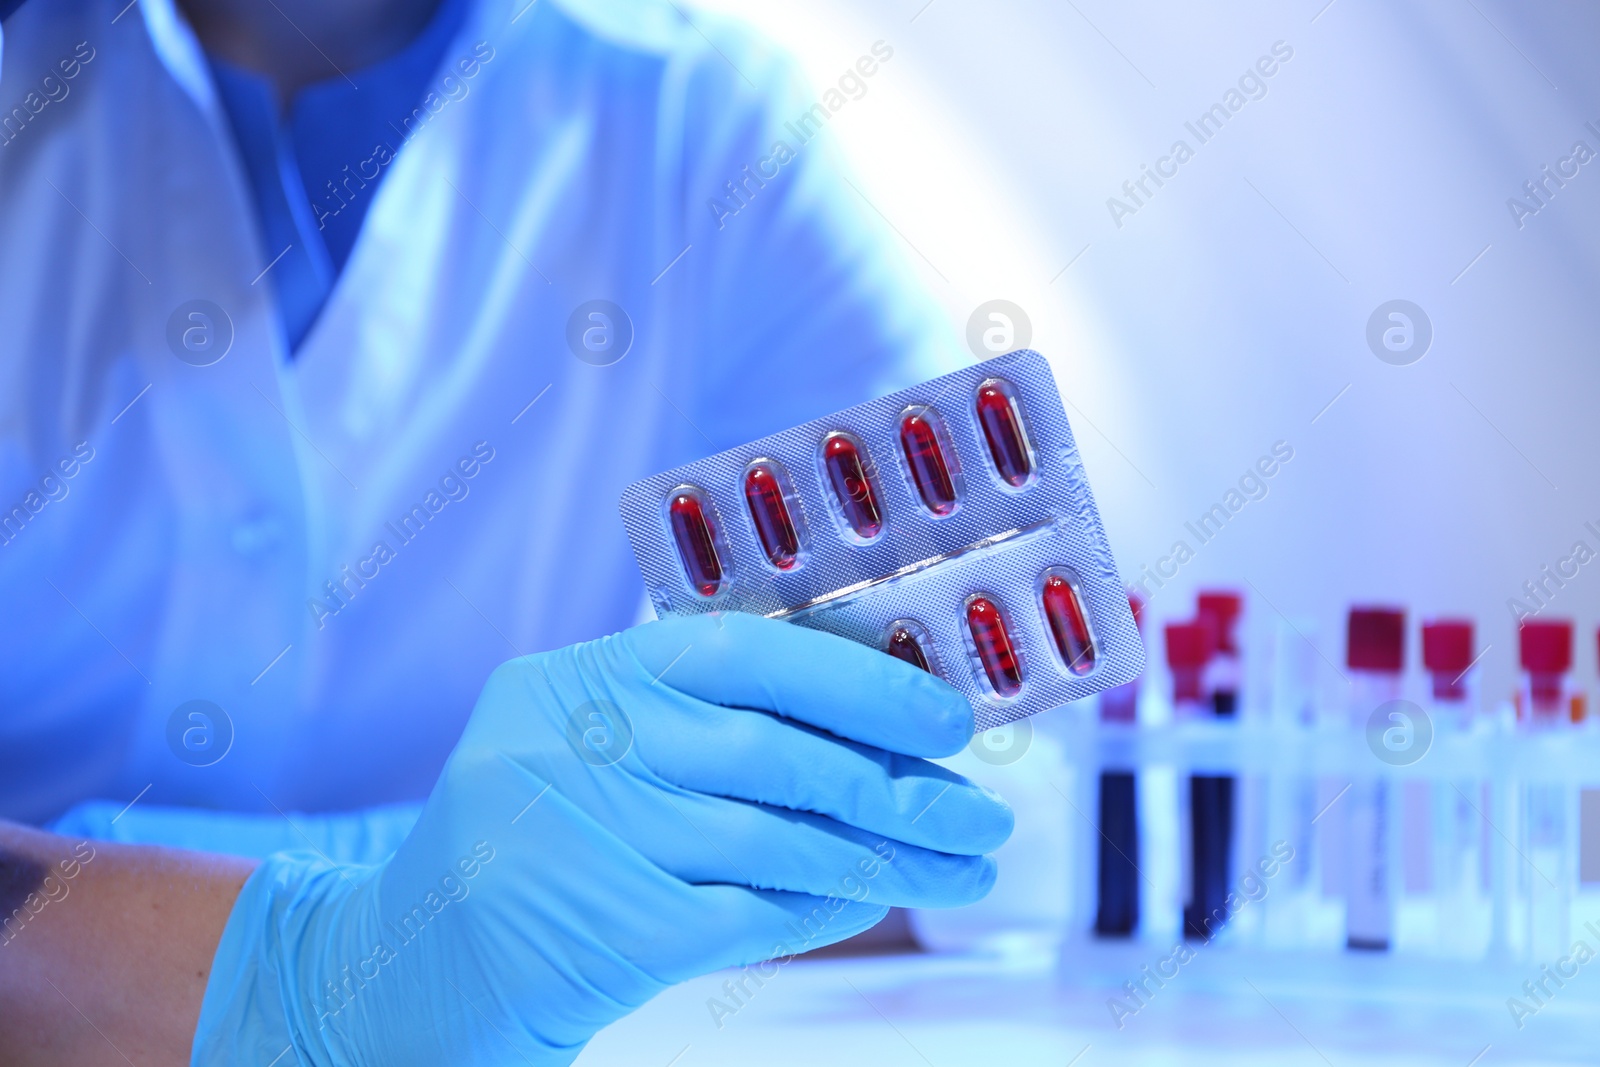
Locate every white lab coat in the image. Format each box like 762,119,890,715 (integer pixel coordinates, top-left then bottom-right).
0,0,956,821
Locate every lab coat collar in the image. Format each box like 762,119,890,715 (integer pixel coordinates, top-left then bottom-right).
136,0,216,114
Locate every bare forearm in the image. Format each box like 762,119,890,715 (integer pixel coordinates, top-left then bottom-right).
0,821,254,1066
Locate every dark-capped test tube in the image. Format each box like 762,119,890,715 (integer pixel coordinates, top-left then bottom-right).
885,625,932,672
743,462,800,571
966,596,1023,697
1042,571,1096,675
898,408,958,516
667,487,724,596
975,378,1034,488
821,432,883,541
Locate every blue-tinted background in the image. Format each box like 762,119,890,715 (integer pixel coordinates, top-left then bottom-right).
702,0,1600,705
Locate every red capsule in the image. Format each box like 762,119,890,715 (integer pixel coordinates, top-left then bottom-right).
967,596,1023,697
899,409,958,516
667,489,723,596
886,626,932,672
821,433,883,541
1042,573,1095,675
975,379,1034,488
743,463,800,570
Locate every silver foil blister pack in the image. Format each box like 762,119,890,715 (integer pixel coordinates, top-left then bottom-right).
618,350,1144,727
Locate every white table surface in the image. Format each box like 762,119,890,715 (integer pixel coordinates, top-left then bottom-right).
577,941,1597,1066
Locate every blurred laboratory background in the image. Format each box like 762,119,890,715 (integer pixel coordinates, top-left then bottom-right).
696,0,1600,703
580,1,1600,1064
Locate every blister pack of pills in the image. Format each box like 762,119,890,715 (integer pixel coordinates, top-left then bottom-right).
618,350,1144,727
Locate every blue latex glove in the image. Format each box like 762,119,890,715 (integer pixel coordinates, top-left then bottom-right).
49,800,421,864
195,613,1012,1064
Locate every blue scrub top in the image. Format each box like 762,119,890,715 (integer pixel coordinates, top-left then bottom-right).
207,0,470,350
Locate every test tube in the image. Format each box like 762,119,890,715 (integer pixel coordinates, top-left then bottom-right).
1519,619,1575,961
1193,592,1242,940
1579,629,1600,942
1346,606,1404,951
1264,618,1329,949
1197,592,1242,718
1422,619,1488,959
1168,617,1226,941
1519,620,1576,727
1094,593,1143,937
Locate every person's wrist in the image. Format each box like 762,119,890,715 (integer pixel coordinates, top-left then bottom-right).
193,851,381,1066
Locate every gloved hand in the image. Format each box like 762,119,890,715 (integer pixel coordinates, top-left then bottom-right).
195,612,1012,1065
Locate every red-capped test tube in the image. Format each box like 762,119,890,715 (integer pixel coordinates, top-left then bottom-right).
1345,606,1405,953
1197,591,1242,718
667,488,724,597
1422,619,1474,717
1094,591,1143,937
1042,571,1095,675
967,596,1023,697
1164,619,1213,716
1519,619,1575,726
1166,617,1226,943
821,432,883,541
898,409,958,516
1518,618,1576,961
975,379,1034,488
886,624,933,673
1421,617,1485,952
743,462,800,571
